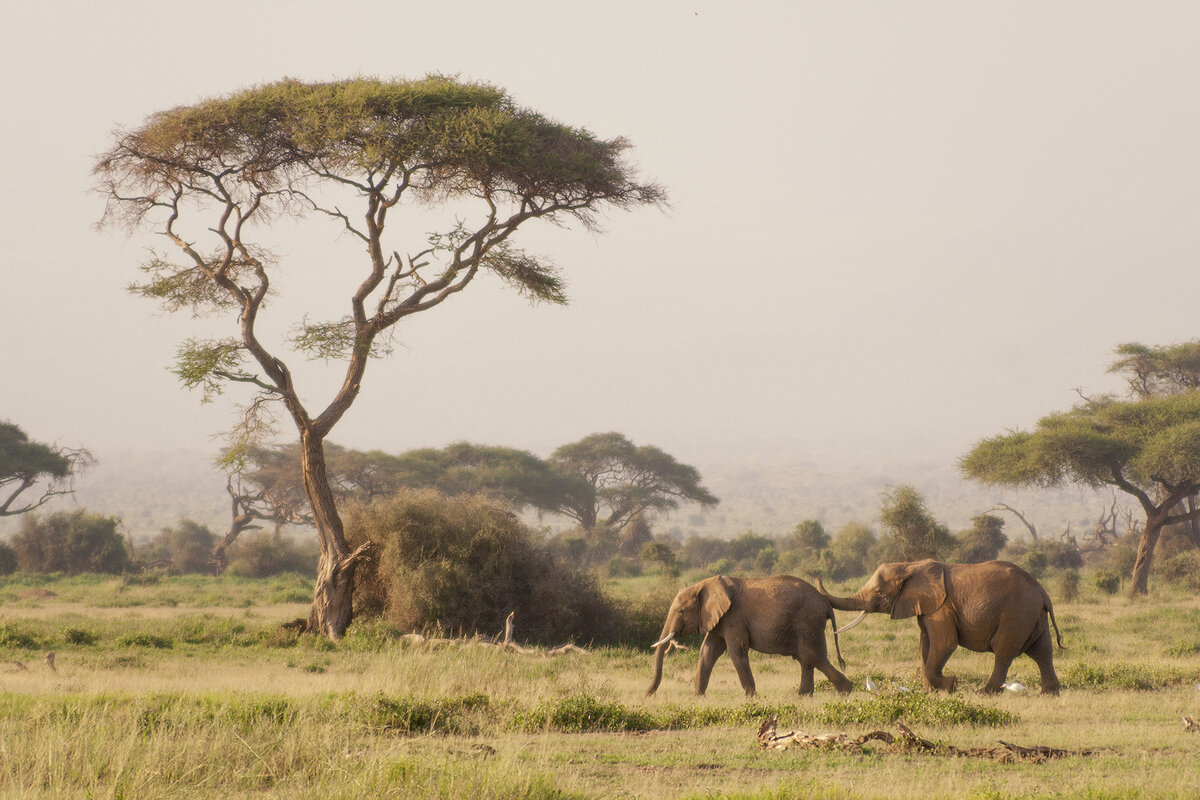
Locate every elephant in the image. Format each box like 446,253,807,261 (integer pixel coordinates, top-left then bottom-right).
815,559,1063,695
646,574,855,698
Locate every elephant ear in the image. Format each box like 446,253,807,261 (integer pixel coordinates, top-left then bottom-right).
699,577,733,633
891,562,947,619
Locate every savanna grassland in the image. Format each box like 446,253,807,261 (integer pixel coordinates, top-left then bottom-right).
0,573,1198,800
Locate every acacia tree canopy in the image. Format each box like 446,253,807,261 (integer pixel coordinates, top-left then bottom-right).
960,390,1200,595
95,76,664,638
0,422,92,517
548,432,719,535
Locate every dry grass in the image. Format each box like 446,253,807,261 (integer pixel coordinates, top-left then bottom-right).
0,574,1197,798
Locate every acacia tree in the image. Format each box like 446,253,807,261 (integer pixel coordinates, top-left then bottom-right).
960,391,1200,596
0,422,93,516
547,432,718,543
95,76,663,638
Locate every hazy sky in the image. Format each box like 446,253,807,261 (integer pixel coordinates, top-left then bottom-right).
3,1,1198,474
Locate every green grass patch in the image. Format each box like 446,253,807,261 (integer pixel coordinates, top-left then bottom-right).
1063,661,1198,690
816,691,1016,728
362,691,493,736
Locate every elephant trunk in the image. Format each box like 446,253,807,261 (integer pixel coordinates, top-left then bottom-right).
646,613,680,696
814,576,872,613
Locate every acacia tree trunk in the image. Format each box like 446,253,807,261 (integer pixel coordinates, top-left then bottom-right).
1129,510,1168,597
299,429,373,638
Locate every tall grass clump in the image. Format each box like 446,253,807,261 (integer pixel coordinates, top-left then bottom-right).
346,489,618,645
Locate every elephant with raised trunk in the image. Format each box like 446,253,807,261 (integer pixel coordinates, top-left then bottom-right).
647,575,855,698
816,559,1063,695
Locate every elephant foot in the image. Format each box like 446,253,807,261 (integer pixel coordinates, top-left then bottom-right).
1040,684,1060,696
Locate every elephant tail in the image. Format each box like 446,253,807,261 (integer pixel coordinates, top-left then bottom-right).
829,608,847,670
1046,599,1065,651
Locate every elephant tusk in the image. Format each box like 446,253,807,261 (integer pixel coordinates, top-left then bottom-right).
650,632,676,649
834,610,869,634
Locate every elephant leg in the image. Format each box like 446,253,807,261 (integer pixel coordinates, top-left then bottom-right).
810,657,854,695
1026,628,1060,696
797,663,815,696
695,633,727,696
727,639,756,698
918,616,958,693
982,653,1015,694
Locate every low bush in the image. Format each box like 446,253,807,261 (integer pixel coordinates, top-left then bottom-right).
364,692,492,736
1093,570,1121,595
1157,550,1200,591
346,489,619,645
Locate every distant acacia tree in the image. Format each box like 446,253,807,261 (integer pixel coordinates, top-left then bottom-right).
95,76,663,638
0,422,93,517
547,432,718,543
961,383,1200,596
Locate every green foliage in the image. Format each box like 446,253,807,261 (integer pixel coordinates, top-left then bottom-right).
874,486,952,562
143,519,217,574
224,532,318,578
1063,661,1196,691
549,432,718,538
364,692,492,736
60,626,98,646
0,622,41,649
1093,569,1121,595
513,694,657,733
1058,569,1081,602
0,421,88,517
678,536,729,570
115,632,174,649
346,489,618,644
951,514,1008,563
1157,550,1200,590
10,510,131,574
829,521,877,579
0,542,16,576
639,541,678,575
816,692,1016,728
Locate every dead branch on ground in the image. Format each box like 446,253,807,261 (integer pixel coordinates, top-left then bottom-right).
756,715,1091,763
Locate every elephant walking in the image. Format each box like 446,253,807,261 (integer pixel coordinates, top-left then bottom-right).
647,575,854,698
817,559,1063,695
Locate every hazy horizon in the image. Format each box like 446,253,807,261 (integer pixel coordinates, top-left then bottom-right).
2,3,1195,531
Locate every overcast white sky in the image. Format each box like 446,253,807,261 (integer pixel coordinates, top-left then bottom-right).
3,1,1198,475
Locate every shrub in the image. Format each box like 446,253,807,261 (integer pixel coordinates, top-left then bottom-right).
363,692,491,736
10,510,131,574
0,543,16,576
225,532,318,578
346,489,619,644
1157,550,1200,591
1058,569,1080,602
1093,569,1121,595
60,627,98,646
143,519,217,574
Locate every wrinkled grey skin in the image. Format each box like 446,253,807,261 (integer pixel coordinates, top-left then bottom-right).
817,559,1063,695
647,574,854,698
